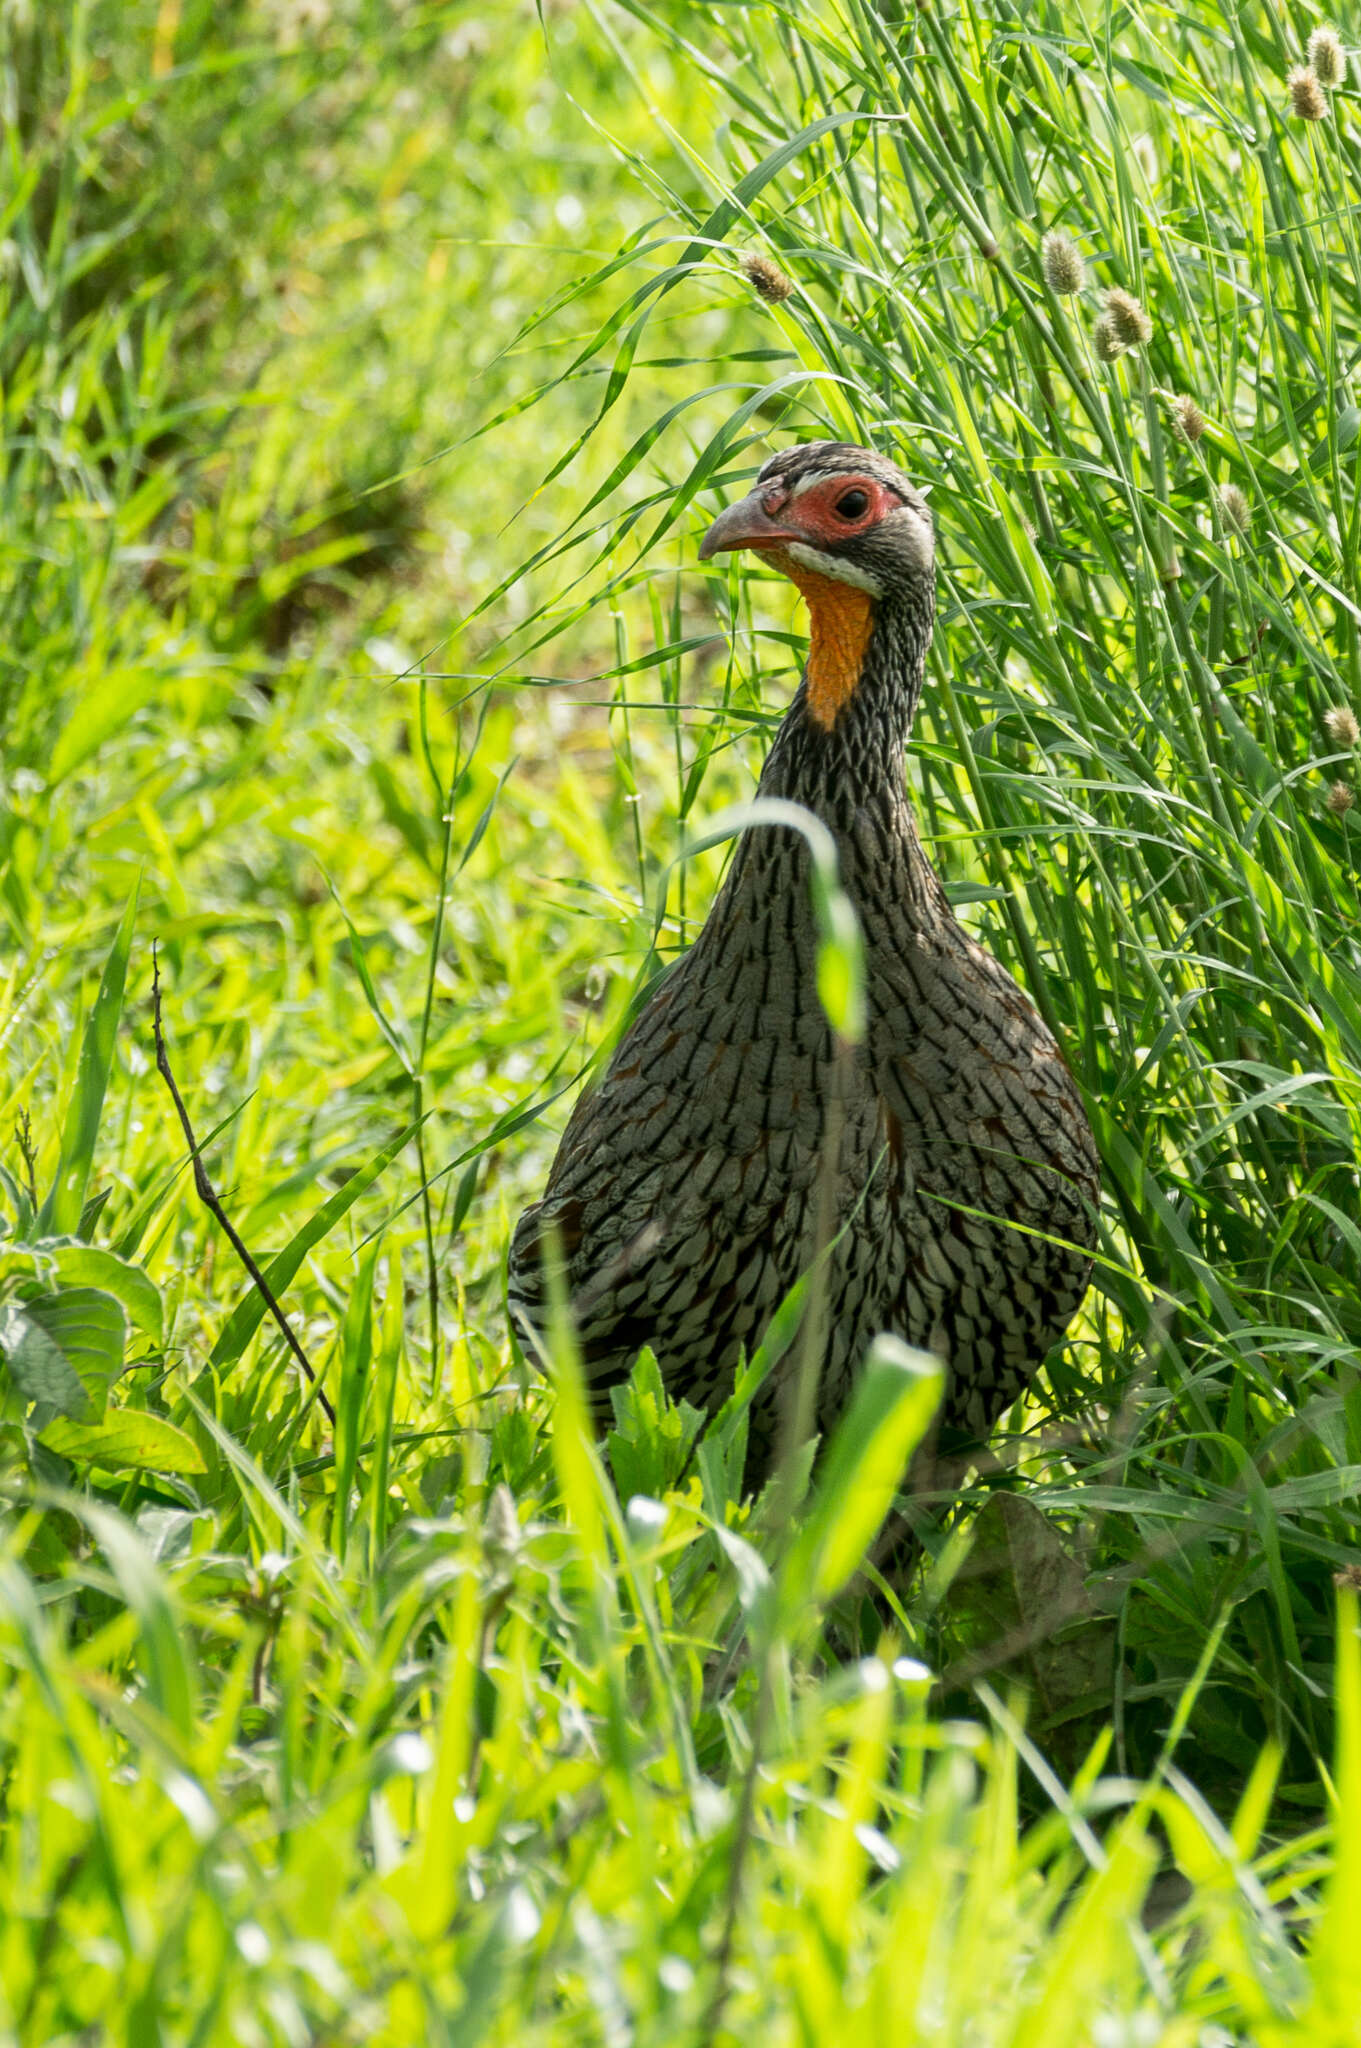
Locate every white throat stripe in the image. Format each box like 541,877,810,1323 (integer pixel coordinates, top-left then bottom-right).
785,540,883,595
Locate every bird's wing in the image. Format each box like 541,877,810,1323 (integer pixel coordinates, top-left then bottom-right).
507,966,837,1399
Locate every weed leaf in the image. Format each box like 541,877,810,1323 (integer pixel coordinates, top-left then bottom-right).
0,1286,126,1421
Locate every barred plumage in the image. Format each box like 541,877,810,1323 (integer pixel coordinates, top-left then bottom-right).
509,441,1099,1486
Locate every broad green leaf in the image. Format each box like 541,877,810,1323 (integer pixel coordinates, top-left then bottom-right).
45,1242,164,1343
36,884,140,1239
786,1335,942,1607
0,1245,43,1289
0,1286,127,1420
41,1408,205,1475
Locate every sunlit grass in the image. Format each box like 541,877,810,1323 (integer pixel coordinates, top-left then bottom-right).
1,1,1360,2040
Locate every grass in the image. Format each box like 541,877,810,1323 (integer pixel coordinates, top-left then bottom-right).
2,0,1361,2039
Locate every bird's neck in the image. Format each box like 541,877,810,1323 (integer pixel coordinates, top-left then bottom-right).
788,566,877,733
757,584,934,821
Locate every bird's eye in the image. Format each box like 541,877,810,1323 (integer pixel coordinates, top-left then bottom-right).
834,487,870,520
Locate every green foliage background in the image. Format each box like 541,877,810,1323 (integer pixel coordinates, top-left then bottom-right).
2,0,1361,2040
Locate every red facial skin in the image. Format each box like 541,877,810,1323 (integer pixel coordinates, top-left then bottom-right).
695,472,897,733
757,472,895,550
697,471,896,561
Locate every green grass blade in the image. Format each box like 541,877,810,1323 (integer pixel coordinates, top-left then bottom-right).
35,882,139,1239
209,1120,418,1369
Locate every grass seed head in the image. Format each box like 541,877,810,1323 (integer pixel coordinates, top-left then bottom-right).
1308,27,1347,87
1289,65,1328,119
1104,286,1153,349
1325,705,1361,747
741,251,794,303
1042,230,1085,295
1218,483,1251,534
1172,393,1206,444
1092,313,1124,362
1327,779,1355,813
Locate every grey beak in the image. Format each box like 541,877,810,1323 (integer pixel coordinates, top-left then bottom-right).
697,490,800,561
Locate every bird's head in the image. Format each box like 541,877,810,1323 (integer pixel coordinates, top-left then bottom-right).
698,441,934,731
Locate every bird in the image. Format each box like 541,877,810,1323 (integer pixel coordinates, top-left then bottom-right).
509,440,1099,1490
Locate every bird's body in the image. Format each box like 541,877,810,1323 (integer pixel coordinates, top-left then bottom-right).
510,443,1098,1485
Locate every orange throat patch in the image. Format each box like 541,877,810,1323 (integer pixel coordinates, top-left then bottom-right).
762,550,875,730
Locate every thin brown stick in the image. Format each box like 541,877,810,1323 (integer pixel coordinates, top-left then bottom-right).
152,945,336,1429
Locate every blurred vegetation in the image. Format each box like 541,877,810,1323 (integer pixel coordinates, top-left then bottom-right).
2,0,1361,2040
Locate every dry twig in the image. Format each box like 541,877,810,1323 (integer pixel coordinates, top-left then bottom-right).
152,945,336,1428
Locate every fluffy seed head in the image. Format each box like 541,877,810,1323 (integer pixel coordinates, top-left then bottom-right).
1104,287,1153,349
1172,393,1205,444
1308,26,1346,87
1327,779,1355,813
1218,483,1251,535
1042,230,1085,295
1325,705,1361,747
1289,65,1328,119
741,252,794,303
1092,313,1124,362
